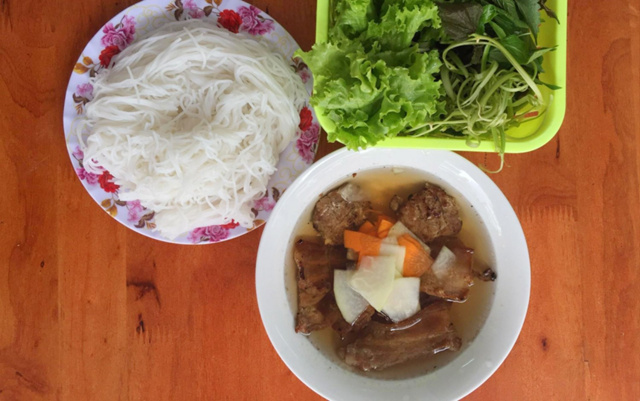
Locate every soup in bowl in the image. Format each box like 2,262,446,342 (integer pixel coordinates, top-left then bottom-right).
256,148,529,401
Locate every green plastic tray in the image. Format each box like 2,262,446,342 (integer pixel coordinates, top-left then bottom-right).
313,0,567,153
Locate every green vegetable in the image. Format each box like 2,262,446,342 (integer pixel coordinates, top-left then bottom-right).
437,3,483,42
492,34,532,65
539,0,560,22
409,34,545,172
296,0,445,149
514,0,541,38
489,0,518,19
330,0,375,39
477,5,498,35
298,0,559,169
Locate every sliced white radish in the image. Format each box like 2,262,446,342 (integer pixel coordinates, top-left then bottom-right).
387,221,415,239
387,221,431,254
381,277,421,323
431,246,456,279
382,236,398,245
334,270,370,324
379,243,406,277
349,255,396,311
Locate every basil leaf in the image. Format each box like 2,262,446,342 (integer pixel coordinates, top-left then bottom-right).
437,3,483,42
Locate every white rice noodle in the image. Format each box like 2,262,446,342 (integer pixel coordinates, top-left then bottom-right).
77,20,307,239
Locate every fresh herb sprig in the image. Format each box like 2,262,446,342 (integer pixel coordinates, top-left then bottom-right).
433,0,557,171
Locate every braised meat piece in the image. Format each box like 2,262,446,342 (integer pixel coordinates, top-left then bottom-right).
339,301,461,371
294,240,347,333
390,183,462,243
349,306,376,332
312,184,371,245
331,305,376,342
296,301,329,334
420,237,474,302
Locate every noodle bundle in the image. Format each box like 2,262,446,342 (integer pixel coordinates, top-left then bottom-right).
78,20,307,239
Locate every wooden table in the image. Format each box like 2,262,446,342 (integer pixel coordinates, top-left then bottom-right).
1,0,639,399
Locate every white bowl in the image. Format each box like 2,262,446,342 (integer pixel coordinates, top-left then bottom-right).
256,148,530,401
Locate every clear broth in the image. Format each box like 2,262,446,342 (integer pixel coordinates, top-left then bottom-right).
285,167,496,380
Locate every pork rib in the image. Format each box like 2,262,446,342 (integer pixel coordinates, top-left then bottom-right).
420,237,474,302
294,240,347,333
339,301,461,371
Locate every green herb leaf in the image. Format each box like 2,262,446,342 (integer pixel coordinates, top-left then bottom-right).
535,78,561,90
501,35,531,64
488,21,507,39
477,5,498,35
488,0,518,18
538,0,559,23
527,46,555,64
437,3,483,42
514,0,541,38
491,7,530,36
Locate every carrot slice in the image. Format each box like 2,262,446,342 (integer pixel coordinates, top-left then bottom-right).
358,221,377,236
397,234,433,277
375,214,396,226
377,219,394,239
344,230,382,259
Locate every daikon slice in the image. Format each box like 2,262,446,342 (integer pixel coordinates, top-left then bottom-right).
382,236,398,245
334,270,370,324
431,246,456,279
387,222,431,253
349,256,396,311
379,243,406,277
381,277,421,323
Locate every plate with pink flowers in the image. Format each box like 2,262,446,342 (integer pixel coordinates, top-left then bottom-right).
63,0,318,244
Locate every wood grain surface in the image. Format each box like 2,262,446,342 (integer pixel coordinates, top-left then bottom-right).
1,0,639,400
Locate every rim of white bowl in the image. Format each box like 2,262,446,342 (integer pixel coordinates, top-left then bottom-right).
256,148,530,401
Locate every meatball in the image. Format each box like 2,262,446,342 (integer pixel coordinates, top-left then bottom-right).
312,184,371,245
390,183,462,243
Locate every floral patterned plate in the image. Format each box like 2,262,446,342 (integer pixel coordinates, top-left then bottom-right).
63,0,318,244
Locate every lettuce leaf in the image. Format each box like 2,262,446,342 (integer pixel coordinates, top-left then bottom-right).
296,0,444,149
364,0,442,51
331,0,376,39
